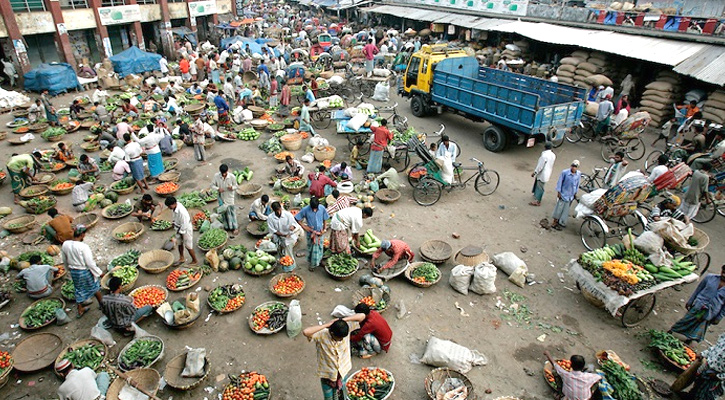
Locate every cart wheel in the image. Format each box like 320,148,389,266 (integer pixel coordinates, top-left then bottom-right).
384,147,409,172
407,162,426,186
580,217,607,251
565,126,582,143
692,195,716,223
474,169,499,196
601,139,618,162
347,134,371,156
621,294,656,327
413,177,442,206
391,115,408,133
644,150,664,174
625,137,646,161
311,110,331,129
687,252,711,276
619,213,645,236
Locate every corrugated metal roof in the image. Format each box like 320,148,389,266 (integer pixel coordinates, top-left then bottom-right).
472,18,510,31
674,46,725,86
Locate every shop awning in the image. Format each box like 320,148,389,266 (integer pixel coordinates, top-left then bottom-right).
673,45,725,86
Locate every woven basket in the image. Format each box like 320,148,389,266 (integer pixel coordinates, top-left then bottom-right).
580,286,605,309
101,266,139,293
8,137,30,145
34,172,56,184
164,353,210,390
102,204,133,219
375,188,401,204
207,284,246,313
158,171,180,183
0,132,6,141
129,285,168,308
325,258,361,281
106,368,161,400
164,158,179,170
12,332,64,372
281,177,307,194
657,347,695,372
425,368,474,400
248,301,288,335
269,273,305,297
420,240,453,263
81,142,100,152
197,230,228,252
243,260,277,276
21,196,57,215
48,181,74,195
43,134,64,142
138,250,174,274
237,182,262,198
110,181,135,195
154,182,179,197
184,103,205,114
161,304,202,329
246,220,269,237
166,267,202,292
666,228,709,256
73,213,99,230
19,185,48,199
117,335,164,372
3,215,36,233
203,137,214,148
19,298,65,330
371,259,408,280
404,262,442,288
453,246,490,266
280,134,302,151
29,123,48,132
54,339,107,377
352,287,391,313
346,369,395,400
251,119,269,130
112,222,145,243
313,146,336,161
248,106,265,118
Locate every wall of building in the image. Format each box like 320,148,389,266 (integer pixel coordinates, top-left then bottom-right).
63,9,98,31
169,3,189,19
140,4,162,22
16,12,55,36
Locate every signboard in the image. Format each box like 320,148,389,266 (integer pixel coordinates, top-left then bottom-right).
188,0,217,17
97,5,141,26
396,0,528,17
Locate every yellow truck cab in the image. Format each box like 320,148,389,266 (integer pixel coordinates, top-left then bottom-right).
401,44,467,105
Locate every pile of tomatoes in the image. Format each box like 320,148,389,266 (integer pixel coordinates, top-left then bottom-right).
273,275,304,295
155,182,179,195
345,368,393,400
53,265,65,279
251,309,270,331
360,296,376,307
166,269,201,290
52,181,74,190
0,350,12,372
223,296,245,312
222,372,270,400
131,286,166,308
278,255,294,267
545,359,571,386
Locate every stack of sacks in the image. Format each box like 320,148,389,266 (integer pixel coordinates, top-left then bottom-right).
555,51,588,85
638,71,683,127
702,89,725,124
581,52,613,90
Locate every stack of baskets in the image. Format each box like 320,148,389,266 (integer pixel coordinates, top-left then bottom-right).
419,240,453,264
453,246,489,266
138,250,175,274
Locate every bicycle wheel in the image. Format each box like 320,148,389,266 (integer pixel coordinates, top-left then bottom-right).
474,169,500,196
338,87,354,102
644,150,664,174
408,162,426,186
385,148,409,172
580,217,607,251
565,126,582,143
413,177,442,206
580,122,596,142
692,196,716,223
620,294,656,328
361,82,375,98
579,174,594,193
686,252,711,276
619,213,645,236
391,114,408,133
311,110,331,129
624,137,646,161
717,200,725,218
601,139,618,162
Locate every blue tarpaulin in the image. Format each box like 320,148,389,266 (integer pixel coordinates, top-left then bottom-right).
109,46,162,78
171,27,197,47
23,63,80,95
220,37,281,58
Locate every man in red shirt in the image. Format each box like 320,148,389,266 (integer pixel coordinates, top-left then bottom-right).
368,118,393,174
362,39,378,76
308,166,337,198
179,57,191,81
349,303,392,358
371,239,414,272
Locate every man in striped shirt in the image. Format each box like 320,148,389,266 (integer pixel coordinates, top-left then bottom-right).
647,194,689,229
326,190,357,215
304,319,354,400
544,351,601,400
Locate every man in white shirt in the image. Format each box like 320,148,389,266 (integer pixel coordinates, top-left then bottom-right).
436,135,459,164
211,164,239,235
108,144,126,165
648,153,669,184
62,225,103,317
164,96,180,116
530,142,556,206
57,361,107,400
267,201,301,272
165,196,198,266
329,206,373,254
159,56,169,76
91,85,109,104
123,133,149,192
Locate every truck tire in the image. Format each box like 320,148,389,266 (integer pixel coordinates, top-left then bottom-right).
410,96,426,118
483,125,508,152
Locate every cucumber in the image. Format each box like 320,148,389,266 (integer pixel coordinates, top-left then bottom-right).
643,264,659,274
654,273,675,281
659,266,678,275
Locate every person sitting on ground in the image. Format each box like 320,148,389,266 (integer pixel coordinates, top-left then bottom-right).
111,157,130,181
544,351,601,400
371,239,414,272
69,99,84,120
249,194,271,221
349,303,393,359
77,154,99,178
309,165,337,198
330,161,353,181
43,208,73,244
16,254,58,299
56,359,110,400
284,155,305,177
71,178,94,212
53,142,74,163
93,101,109,123
121,98,138,117
132,194,157,221
101,276,153,335
647,194,688,227
77,63,96,78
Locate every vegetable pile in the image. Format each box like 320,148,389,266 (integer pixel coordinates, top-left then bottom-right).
359,295,387,311
21,298,62,328
358,229,381,254
199,190,218,203
545,359,571,388
272,275,303,295
115,231,138,240
109,249,141,269
198,228,228,250
232,167,254,183
251,303,287,332
179,192,207,209
281,176,306,189
166,269,202,290
278,255,294,267
53,264,65,279
155,182,179,195
111,178,135,191
0,350,12,375
62,343,105,370
192,210,210,230
17,251,54,266
648,329,697,368
151,219,172,231
392,126,419,144
41,127,66,140
61,280,75,301
105,203,132,217
236,127,261,141
274,151,294,162
410,263,440,284
222,371,270,400
259,137,282,154
600,360,643,400
119,339,163,370
346,368,394,400
244,250,276,273
327,253,358,276
22,196,56,213
130,286,167,308
579,245,655,296
208,284,246,312
108,265,138,286
50,180,74,191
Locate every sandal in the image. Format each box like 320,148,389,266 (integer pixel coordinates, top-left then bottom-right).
171,260,184,268
76,307,87,319
529,201,540,206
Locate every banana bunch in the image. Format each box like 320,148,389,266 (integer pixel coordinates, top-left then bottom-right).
580,247,615,266
623,247,647,266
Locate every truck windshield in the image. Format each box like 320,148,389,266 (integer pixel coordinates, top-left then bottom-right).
406,56,421,89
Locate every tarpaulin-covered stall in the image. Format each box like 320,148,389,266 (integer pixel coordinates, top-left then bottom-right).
23,63,80,95
171,27,198,47
220,37,281,58
109,46,162,78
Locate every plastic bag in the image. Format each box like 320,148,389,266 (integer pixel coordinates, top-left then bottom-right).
419,336,488,373
371,82,390,102
206,249,220,272
181,348,206,378
132,323,151,338
346,113,368,132
287,299,302,338
331,305,355,318
580,189,607,208
301,152,315,163
470,263,497,295
185,292,199,314
308,136,329,149
492,252,527,276
293,194,303,207
436,154,454,184
55,308,71,326
633,231,664,255
91,316,116,347
449,265,474,295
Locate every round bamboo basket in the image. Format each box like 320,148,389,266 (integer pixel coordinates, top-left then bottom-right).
158,171,180,183
112,222,145,243
237,182,262,198
18,298,65,330
53,338,107,377
420,240,453,264
129,285,168,308
404,262,442,288
269,273,305,297
280,134,302,151
375,188,401,204
19,185,48,199
11,332,63,372
48,180,74,195
106,368,160,400
110,181,135,195
352,287,391,313
117,335,164,372
138,250,175,274
164,353,209,390
425,368,474,400
246,220,269,237
207,284,246,313
313,146,336,161
73,212,99,230
100,266,139,293
325,258,361,281
453,246,490,266
3,215,36,233
248,301,287,335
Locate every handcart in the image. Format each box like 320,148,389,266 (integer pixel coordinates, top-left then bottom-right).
332,109,372,144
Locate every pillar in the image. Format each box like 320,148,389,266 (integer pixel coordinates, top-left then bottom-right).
157,0,174,59
126,0,145,50
44,0,77,69
88,0,112,58
0,0,31,75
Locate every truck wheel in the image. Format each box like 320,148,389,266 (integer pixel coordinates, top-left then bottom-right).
482,125,507,152
410,96,426,118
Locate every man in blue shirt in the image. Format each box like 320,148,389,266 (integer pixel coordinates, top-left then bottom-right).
670,265,725,343
550,160,581,230
239,86,254,106
304,85,315,103
213,93,231,126
257,60,269,78
295,197,329,271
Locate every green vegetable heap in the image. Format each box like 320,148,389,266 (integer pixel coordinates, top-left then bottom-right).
120,339,163,370
327,253,358,276
22,299,62,328
411,263,440,282
600,360,643,400
198,228,227,250
63,343,105,370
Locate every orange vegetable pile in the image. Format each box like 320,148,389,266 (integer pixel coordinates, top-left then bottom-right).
323,239,330,248
545,359,571,384
273,275,303,295
299,131,310,139
413,276,428,284
0,350,11,371
131,286,166,308
166,269,202,290
360,296,376,307
192,212,208,229
322,160,331,168
602,260,640,284
223,296,245,312
686,347,697,361
279,255,294,267
345,368,392,400
115,231,136,240
0,172,5,179
52,181,74,190
251,309,270,331
54,265,65,279
16,126,28,133
155,182,179,194
222,372,269,400
274,151,293,161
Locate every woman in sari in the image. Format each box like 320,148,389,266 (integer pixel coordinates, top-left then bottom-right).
6,153,38,203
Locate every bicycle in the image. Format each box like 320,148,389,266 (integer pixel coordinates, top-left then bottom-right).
565,114,596,143
601,135,646,162
377,102,408,134
413,155,500,206
643,142,689,174
407,124,449,185
579,167,606,194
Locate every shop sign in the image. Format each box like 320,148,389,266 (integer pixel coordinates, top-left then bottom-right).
397,0,528,16
188,0,217,17
98,5,142,26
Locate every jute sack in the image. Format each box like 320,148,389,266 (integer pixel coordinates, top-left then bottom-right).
643,89,676,99
574,74,592,83
589,51,607,61
557,70,575,78
578,62,600,74
571,50,590,60
557,64,576,73
658,76,681,86
557,76,574,84
708,91,725,103
704,100,725,111
642,94,674,105
657,70,680,80
574,80,590,88
703,111,724,124
560,57,582,66
587,74,613,87
705,108,725,122
645,81,675,92
640,106,670,118
575,69,593,77
640,99,670,109
587,58,608,68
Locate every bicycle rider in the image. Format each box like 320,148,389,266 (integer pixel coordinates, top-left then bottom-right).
436,135,459,165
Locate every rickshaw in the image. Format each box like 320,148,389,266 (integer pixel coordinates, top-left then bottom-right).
600,111,650,162
309,44,326,61
316,33,332,50
285,63,305,85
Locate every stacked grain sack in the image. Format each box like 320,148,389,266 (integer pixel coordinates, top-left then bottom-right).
639,71,683,127
581,52,613,90
702,89,725,124
555,50,588,85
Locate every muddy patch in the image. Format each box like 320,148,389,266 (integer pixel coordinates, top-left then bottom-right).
513,342,549,363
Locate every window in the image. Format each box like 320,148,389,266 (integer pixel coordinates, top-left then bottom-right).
60,0,89,9
10,0,45,12
168,0,185,2
136,0,156,4
101,0,126,6
405,56,421,88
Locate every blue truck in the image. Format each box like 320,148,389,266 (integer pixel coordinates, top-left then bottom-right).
400,45,586,152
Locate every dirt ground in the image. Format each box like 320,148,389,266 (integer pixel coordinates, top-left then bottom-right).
0,87,723,400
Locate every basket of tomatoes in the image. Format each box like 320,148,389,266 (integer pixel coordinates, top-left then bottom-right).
207,284,246,313
129,285,168,308
345,367,395,400
155,182,179,197
222,371,270,400
0,350,13,384
543,359,571,392
269,273,305,298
